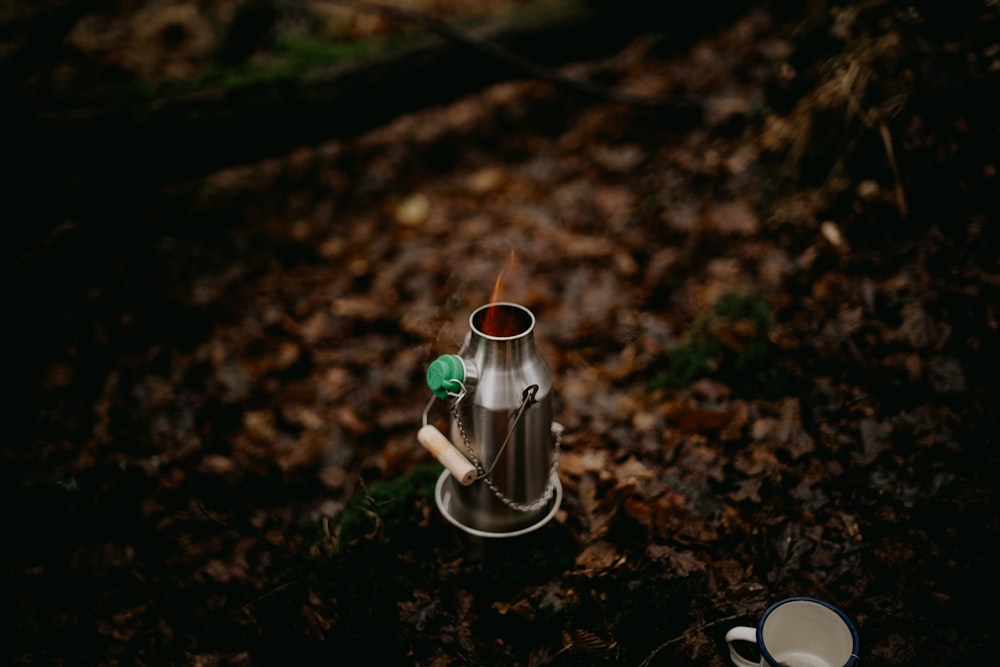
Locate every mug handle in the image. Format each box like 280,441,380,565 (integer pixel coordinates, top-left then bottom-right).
725,626,760,667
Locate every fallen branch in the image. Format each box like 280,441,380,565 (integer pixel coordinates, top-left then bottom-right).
3,0,750,252
323,0,702,110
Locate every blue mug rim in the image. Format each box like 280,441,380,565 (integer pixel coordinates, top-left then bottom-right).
757,596,860,667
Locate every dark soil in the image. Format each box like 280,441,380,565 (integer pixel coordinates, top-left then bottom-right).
4,1,999,665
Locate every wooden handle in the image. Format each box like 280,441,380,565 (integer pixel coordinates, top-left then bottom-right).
417,424,477,485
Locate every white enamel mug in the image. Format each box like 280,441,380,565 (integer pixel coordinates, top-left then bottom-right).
725,597,860,667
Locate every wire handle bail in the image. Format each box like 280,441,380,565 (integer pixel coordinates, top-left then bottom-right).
422,382,561,513
449,384,561,513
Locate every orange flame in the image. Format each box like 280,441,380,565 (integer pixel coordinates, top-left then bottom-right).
489,250,513,303
482,250,520,336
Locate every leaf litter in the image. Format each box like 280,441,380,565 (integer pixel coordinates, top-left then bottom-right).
5,1,999,665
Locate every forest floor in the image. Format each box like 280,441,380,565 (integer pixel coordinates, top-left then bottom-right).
4,1,999,665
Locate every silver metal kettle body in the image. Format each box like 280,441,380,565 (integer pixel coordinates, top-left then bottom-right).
423,302,561,536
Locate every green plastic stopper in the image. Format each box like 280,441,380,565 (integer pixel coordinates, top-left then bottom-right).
426,354,465,398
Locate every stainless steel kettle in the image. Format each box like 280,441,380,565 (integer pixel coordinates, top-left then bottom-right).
419,302,562,537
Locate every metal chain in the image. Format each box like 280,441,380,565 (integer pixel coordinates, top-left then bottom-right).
450,397,562,513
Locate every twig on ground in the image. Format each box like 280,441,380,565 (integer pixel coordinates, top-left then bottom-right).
322,0,702,111
638,613,743,666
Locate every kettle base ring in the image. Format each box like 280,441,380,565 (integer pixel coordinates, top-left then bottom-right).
434,469,562,539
